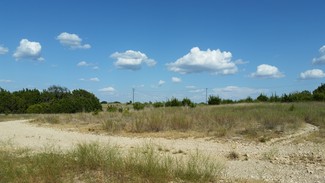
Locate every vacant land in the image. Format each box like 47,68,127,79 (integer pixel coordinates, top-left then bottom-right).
1,103,325,182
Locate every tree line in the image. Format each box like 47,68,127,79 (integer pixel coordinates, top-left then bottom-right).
208,83,325,105
132,83,325,109
0,85,102,114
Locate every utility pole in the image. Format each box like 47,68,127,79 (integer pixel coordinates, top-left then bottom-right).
206,88,208,104
132,88,135,104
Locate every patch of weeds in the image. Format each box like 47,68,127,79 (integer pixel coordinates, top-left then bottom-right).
175,149,224,182
227,151,240,160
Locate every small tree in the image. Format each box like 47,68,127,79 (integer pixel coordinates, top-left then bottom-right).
313,83,325,101
256,93,268,102
133,102,145,110
165,98,182,107
208,95,221,105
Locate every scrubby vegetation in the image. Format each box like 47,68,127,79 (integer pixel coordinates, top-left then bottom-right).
0,85,102,114
0,141,223,183
32,102,325,142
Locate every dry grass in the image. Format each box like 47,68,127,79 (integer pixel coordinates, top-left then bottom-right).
0,114,35,122
0,141,223,183
31,102,325,142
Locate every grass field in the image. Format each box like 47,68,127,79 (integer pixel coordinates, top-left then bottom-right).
1,102,324,182
0,141,223,183
32,102,325,142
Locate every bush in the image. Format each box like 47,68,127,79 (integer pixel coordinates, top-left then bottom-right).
182,98,196,108
133,102,145,110
256,93,268,102
153,101,164,108
208,95,221,105
26,103,50,114
165,98,182,107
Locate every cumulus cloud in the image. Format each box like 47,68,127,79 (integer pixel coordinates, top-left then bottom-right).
0,45,9,55
251,64,284,78
213,86,268,100
300,69,325,79
111,50,156,71
13,39,44,61
312,45,325,65
171,77,182,83
167,47,238,75
56,32,91,49
99,87,116,93
158,80,165,86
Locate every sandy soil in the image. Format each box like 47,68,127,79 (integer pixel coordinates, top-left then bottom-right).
0,120,324,183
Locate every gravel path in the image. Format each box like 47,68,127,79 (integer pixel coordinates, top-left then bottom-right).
0,120,324,183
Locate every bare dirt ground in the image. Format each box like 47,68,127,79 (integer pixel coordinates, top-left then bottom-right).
0,120,324,183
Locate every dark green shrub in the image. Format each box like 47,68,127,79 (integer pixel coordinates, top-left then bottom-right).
208,95,221,105
256,93,268,102
165,98,182,107
133,102,145,110
182,98,195,107
153,101,164,108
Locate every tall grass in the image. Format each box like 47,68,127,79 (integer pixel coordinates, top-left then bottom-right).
0,113,36,122
0,141,223,183
33,102,325,141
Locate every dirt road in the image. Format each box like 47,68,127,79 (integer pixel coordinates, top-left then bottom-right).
0,120,324,183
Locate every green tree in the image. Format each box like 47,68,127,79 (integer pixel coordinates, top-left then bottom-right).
133,102,145,110
313,83,325,101
165,98,182,107
208,95,221,105
256,93,268,102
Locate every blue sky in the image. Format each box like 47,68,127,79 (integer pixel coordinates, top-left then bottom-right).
1,0,325,102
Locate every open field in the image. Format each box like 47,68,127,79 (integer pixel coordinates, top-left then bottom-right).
1,103,325,182
32,102,325,142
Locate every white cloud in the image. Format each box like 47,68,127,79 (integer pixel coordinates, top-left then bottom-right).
0,45,9,55
80,77,100,82
234,59,249,65
13,39,44,61
213,86,268,100
171,77,182,83
251,64,284,78
300,69,325,79
0,79,13,83
77,61,90,67
77,61,99,69
56,32,91,49
312,45,325,65
111,50,156,70
99,87,116,93
89,77,100,82
158,80,165,86
167,47,238,75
